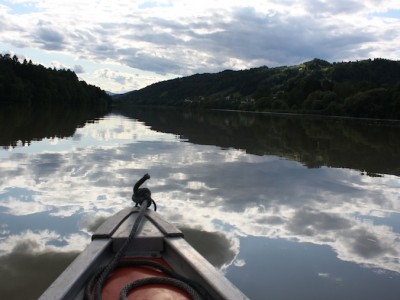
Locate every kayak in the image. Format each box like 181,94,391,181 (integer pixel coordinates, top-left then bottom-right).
39,174,248,300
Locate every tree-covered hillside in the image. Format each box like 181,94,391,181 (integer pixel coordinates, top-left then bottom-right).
115,58,400,120
0,54,111,110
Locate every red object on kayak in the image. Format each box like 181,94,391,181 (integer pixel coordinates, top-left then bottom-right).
101,258,191,300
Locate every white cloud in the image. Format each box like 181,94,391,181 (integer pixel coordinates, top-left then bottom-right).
97,69,130,84
1,1,400,92
0,229,88,255
233,258,246,267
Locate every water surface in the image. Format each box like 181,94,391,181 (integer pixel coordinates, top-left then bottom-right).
1,107,399,299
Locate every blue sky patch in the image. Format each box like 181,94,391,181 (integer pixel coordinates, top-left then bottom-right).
2,1,40,15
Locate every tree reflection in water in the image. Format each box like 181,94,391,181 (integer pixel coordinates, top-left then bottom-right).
0,107,399,300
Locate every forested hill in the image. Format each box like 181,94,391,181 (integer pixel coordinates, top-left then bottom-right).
115,58,400,120
0,54,111,109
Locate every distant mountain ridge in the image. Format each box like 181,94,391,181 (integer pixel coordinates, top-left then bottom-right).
115,58,400,120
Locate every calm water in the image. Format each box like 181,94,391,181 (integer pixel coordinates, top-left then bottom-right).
1,106,400,299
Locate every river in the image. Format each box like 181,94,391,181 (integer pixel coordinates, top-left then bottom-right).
1,106,399,299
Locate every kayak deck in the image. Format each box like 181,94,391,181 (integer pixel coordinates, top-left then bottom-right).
39,207,248,299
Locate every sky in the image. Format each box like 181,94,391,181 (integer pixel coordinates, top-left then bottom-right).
1,0,400,93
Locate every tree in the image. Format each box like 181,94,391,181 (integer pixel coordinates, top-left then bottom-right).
0,54,111,109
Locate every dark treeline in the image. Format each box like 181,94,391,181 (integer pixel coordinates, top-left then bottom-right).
115,58,400,120
0,54,111,111
0,54,112,147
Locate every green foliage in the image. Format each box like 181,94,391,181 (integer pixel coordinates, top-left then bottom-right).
343,88,393,119
0,54,111,111
115,57,400,120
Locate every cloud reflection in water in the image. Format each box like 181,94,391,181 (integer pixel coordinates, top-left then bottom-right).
0,114,400,298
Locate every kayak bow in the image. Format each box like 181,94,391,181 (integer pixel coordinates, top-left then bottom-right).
40,174,248,300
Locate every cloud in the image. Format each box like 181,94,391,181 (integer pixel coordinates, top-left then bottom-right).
233,258,246,267
34,25,65,51
94,68,163,91
122,52,182,75
340,226,398,259
303,0,365,15
286,207,353,236
73,64,85,73
97,69,133,85
0,230,87,254
1,0,400,92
